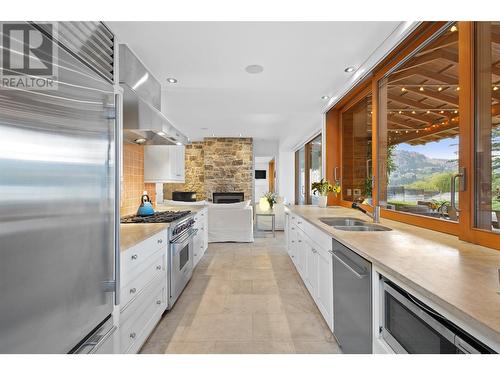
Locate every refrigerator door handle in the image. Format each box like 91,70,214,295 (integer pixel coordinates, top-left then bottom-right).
113,89,123,305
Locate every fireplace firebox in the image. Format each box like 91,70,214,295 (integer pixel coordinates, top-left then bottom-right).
212,192,244,204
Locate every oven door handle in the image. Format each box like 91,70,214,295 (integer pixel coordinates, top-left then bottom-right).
170,228,198,244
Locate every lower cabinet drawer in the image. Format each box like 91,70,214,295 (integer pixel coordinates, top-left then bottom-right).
120,250,165,309
120,275,166,353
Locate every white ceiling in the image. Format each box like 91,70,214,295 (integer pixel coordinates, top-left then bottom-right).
108,22,402,149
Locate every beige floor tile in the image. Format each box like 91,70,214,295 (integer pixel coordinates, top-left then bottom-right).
141,232,337,354
224,294,284,313
164,341,217,354
182,313,253,341
293,340,341,354
252,313,293,341
286,312,333,342
168,291,227,316
214,340,295,354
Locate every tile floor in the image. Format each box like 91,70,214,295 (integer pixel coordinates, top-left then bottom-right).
140,232,340,354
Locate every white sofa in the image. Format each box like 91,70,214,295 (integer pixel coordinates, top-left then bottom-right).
255,197,285,231
207,201,254,243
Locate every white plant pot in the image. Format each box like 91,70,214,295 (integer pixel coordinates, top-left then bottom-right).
318,195,328,208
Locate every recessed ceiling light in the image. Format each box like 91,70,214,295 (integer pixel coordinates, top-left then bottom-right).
321,95,330,100
166,77,178,83
344,66,356,73
245,64,264,74
134,138,147,144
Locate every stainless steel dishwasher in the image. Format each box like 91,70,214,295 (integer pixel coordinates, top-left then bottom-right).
332,239,372,353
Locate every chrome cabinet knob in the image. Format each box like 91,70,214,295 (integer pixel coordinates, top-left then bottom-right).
156,265,162,270
156,300,162,305
291,240,295,243
130,288,136,294
298,240,302,243
158,239,163,244
298,221,302,224
131,254,138,260
129,332,136,339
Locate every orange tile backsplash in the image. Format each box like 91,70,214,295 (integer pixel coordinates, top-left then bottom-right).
120,143,156,217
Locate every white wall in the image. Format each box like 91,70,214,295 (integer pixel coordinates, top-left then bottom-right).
278,150,295,204
254,161,269,200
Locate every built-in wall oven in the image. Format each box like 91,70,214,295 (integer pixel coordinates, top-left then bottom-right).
380,278,495,354
168,216,197,308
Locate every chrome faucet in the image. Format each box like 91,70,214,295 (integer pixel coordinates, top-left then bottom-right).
352,202,380,223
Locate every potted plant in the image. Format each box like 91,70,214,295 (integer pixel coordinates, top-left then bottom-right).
263,191,277,209
312,179,338,208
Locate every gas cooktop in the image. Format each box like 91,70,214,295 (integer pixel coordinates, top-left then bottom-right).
121,210,191,224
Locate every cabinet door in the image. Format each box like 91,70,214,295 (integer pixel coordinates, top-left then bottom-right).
289,224,298,264
315,246,333,331
304,238,318,297
296,229,307,278
171,146,185,182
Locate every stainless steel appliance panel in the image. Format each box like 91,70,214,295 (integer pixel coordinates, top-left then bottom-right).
332,239,372,353
0,24,116,353
168,226,196,308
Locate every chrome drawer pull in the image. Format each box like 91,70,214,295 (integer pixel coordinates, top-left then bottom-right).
158,239,163,244
131,254,138,260
129,332,136,339
129,288,136,294
156,300,162,305
156,265,162,270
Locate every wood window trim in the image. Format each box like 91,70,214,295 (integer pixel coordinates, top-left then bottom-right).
325,21,499,250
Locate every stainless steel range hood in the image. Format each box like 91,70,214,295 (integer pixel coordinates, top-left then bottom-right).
119,44,188,145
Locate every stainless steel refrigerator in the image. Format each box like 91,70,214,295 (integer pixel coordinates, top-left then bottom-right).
0,22,119,353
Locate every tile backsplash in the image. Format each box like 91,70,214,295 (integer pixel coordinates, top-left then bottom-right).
121,143,156,217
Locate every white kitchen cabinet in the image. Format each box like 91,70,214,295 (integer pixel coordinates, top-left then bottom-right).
192,208,208,267
144,145,185,183
119,230,168,353
295,229,307,278
304,236,318,298
284,209,334,332
315,245,334,331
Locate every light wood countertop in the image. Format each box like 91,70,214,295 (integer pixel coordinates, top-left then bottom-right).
120,223,168,252
286,205,500,348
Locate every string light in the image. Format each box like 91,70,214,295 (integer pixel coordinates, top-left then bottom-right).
426,110,431,114
454,110,458,114
456,86,460,91
450,25,458,32
440,110,444,114
412,110,416,114
494,86,499,91
401,87,407,92
398,111,402,114
438,87,443,91
419,86,424,91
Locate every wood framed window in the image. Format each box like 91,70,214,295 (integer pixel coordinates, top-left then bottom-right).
324,21,500,250
295,134,322,205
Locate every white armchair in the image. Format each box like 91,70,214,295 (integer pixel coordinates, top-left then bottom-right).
207,201,254,243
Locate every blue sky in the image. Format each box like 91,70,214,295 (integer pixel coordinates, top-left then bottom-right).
397,136,458,160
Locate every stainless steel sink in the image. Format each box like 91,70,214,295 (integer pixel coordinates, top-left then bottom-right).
319,217,366,227
334,224,392,232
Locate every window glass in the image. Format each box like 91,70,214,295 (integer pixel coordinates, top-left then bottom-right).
475,22,500,232
378,24,460,221
310,135,322,205
342,94,373,204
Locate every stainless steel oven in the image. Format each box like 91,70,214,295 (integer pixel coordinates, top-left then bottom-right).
168,217,197,308
380,278,494,354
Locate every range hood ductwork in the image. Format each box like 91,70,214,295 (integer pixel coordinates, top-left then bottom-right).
119,44,188,145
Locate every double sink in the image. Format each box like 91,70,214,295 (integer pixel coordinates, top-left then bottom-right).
319,217,392,232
